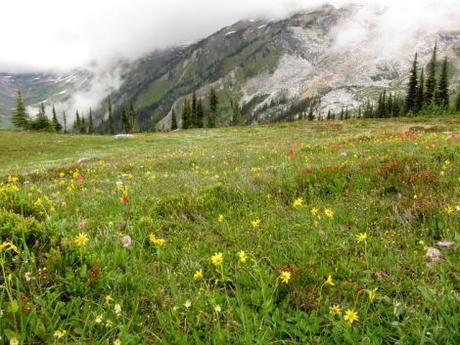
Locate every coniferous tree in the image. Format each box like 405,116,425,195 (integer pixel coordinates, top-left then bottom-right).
307,107,314,121
63,112,67,133
171,109,177,130
80,115,86,134
415,68,425,113
208,88,218,128
196,98,204,128
74,110,81,133
425,43,437,106
231,98,242,125
121,106,131,133
108,97,115,135
191,92,198,128
339,107,344,120
182,99,190,129
436,56,450,108
32,103,51,131
88,108,95,134
12,88,29,129
405,53,419,113
51,105,62,132
456,87,460,112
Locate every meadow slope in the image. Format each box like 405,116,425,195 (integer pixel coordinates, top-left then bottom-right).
0,117,459,344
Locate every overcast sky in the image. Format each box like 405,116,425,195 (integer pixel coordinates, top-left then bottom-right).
1,0,459,73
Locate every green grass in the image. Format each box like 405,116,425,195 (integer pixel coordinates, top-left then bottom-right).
0,116,459,344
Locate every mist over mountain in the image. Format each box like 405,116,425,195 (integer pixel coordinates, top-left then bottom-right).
1,1,459,129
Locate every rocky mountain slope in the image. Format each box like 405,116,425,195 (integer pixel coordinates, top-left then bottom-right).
110,4,460,130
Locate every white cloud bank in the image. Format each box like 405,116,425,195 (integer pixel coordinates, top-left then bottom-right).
1,0,459,73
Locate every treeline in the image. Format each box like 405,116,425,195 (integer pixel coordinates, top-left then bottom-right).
320,44,460,121
11,91,141,135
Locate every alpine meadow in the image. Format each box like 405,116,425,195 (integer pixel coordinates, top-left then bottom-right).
1,1,460,344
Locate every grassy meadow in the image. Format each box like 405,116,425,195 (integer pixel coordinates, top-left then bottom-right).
0,116,459,344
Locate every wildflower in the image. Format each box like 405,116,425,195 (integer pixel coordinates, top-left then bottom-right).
184,300,192,309
10,337,19,345
310,207,319,217
74,232,89,246
344,309,359,324
292,197,304,208
120,195,129,203
325,275,335,287
104,294,113,304
53,330,67,339
279,271,291,284
436,241,453,248
217,214,224,222
355,232,368,243
114,304,122,317
324,208,334,218
114,339,121,345
445,205,454,215
211,252,224,267
368,288,378,302
250,219,261,228
329,304,342,316
289,148,295,158
238,250,248,263
95,314,103,324
121,235,132,248
214,305,222,313
149,234,165,246
193,269,203,281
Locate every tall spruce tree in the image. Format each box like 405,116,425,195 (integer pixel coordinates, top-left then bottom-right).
456,87,460,112
171,109,177,130
191,92,198,128
63,112,67,133
121,106,130,133
405,53,419,113
196,98,204,128
108,97,115,135
182,99,190,129
88,108,95,134
74,110,81,133
208,88,218,128
415,68,425,113
436,56,450,108
11,88,29,129
32,103,51,131
51,105,62,132
80,115,86,134
425,43,437,106
231,99,242,125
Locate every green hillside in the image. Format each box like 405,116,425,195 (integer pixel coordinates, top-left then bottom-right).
0,116,459,344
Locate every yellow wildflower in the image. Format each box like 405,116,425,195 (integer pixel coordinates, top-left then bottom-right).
238,250,247,263
310,207,319,217
211,252,224,267
53,330,67,339
324,208,334,218
355,232,368,243
251,219,261,228
325,275,335,287
279,271,291,284
193,269,203,281
74,232,89,246
217,214,224,222
344,309,359,324
329,304,342,316
149,234,165,246
104,294,113,304
367,288,378,302
292,197,304,207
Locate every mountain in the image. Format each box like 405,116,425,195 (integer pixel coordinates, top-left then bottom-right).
2,4,460,130
109,4,460,131
0,71,90,128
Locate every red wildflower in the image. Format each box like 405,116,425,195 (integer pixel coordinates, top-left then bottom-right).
289,149,295,158
120,195,129,203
